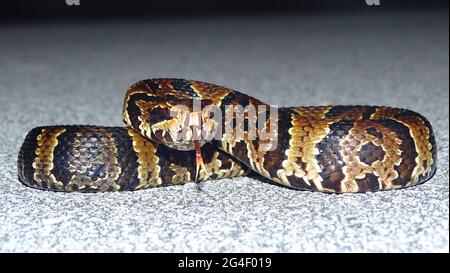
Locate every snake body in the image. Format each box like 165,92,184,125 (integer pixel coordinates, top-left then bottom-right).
18,126,247,192
18,78,437,193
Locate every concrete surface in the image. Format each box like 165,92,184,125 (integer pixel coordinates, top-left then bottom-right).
0,10,448,252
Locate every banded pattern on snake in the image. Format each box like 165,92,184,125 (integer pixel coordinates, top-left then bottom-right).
18,78,437,193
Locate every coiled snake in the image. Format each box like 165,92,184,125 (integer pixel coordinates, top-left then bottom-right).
18,79,437,193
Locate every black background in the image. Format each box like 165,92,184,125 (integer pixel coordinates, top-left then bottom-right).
1,0,448,21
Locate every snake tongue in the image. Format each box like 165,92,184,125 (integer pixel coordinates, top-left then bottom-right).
194,139,203,182
194,139,211,184
192,113,210,183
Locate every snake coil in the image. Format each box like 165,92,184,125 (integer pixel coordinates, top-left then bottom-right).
18,78,437,193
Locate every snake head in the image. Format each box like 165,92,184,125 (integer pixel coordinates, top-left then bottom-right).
127,97,219,151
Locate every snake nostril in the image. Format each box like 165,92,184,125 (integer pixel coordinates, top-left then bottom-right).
154,130,163,139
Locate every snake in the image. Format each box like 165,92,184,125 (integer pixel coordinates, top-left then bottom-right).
18,78,437,193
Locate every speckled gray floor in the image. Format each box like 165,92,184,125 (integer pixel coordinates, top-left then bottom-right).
0,10,448,252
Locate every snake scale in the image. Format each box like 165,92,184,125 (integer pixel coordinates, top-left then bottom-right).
18,78,437,193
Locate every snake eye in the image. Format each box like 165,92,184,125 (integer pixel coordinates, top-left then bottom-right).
162,108,171,117
207,112,214,119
